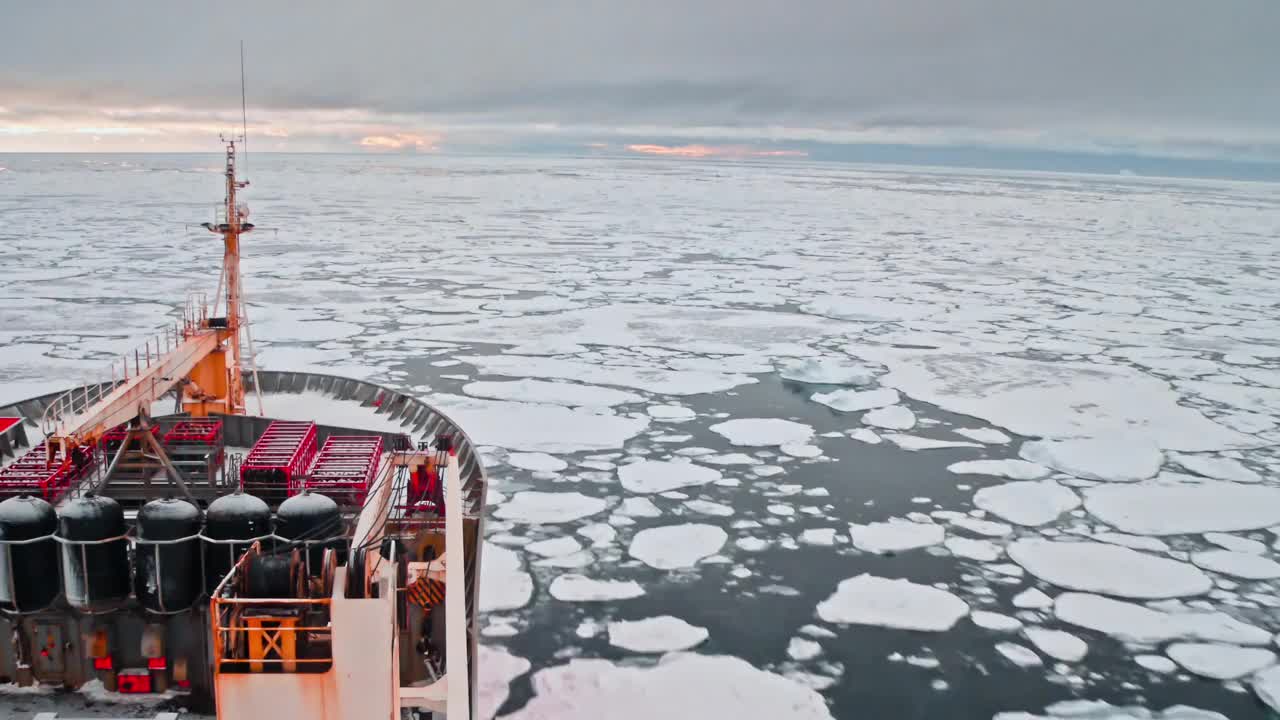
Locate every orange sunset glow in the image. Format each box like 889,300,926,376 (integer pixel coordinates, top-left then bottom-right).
625,143,808,159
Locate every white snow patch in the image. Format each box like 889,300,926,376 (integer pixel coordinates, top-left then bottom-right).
479,543,534,612
974,481,1080,526
947,459,1050,480
810,387,899,412
1054,593,1272,645
628,523,728,570
1191,550,1280,580
619,460,722,494
1023,628,1088,662
816,574,969,631
549,574,646,602
494,492,607,524
1009,539,1211,599
848,519,945,554
607,616,709,653
1019,436,1162,482
1084,482,1280,536
863,405,916,430
711,418,814,447
1167,643,1276,680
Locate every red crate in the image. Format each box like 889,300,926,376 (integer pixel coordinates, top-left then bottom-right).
240,421,317,500
164,419,224,445
0,442,95,501
302,435,383,506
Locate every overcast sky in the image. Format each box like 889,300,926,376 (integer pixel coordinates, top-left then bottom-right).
2,1,1277,158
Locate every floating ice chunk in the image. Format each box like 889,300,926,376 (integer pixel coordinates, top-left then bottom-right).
971,611,1022,632
779,357,877,386
647,405,696,422
802,296,936,323
1053,593,1272,645
607,616,709,653
885,434,983,451
482,621,519,638
955,427,1013,444
993,700,1229,720
701,453,761,466
781,443,823,458
1172,453,1262,483
462,379,641,408
1167,643,1277,680
477,645,532,720
500,652,834,720
480,543,534,612
848,519,945,554
1019,436,1162,482
458,354,756,395
995,642,1043,667
1135,655,1178,673
684,499,735,517
1009,539,1211,599
1203,533,1266,554
549,574,645,602
619,460,722,494
950,517,1014,537
487,491,509,507
526,536,583,557
494,492,607,524
816,574,969,631
1093,533,1170,552
787,637,823,661
617,497,662,518
947,459,1050,480
575,621,600,639
1012,588,1054,609
768,504,797,517
736,537,769,552
974,481,1080,526
799,624,837,639
628,523,728,569
1084,482,1280,535
507,452,569,473
711,418,815,447
752,465,786,477
800,528,838,546
863,406,916,430
1254,665,1280,714
1191,551,1280,580
848,428,883,444
810,388,899,412
1023,628,1088,662
534,551,593,569
945,537,1002,562
433,394,649,452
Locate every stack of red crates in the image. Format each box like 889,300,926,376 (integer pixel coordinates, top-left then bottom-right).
100,423,159,456
164,418,225,467
0,442,93,501
302,435,384,507
239,421,317,502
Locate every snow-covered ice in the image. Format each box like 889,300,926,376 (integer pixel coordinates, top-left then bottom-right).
462,379,642,407
647,404,696,422
816,574,969,631
945,537,1003,562
1135,655,1179,674
947,459,1050,480
1172,453,1263,483
507,452,569,473
779,357,877,385
477,645,532,720
1008,539,1212,599
863,405,917,430
973,481,1080,526
1022,628,1088,662
800,528,838,546
1166,643,1276,680
1083,481,1280,535
972,611,1023,632
810,387,899,412
494,492,608,524
1203,532,1266,554
884,434,982,451
618,460,722,494
1053,593,1272,645
480,543,534,612
684,499,735,517
526,536,583,557
995,642,1043,667
607,616,709,653
548,574,646,602
433,394,649,452
710,418,814,447
1013,588,1054,609
848,519,945,554
955,427,1013,444
628,523,728,569
617,497,662,518
1190,550,1280,579
1018,436,1162,482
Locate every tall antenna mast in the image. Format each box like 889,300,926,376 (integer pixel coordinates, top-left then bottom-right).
240,40,248,172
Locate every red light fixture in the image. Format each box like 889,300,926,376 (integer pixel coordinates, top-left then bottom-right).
147,657,167,670
92,656,113,671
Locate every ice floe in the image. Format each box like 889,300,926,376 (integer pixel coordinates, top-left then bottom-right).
618,460,722,494
781,443,823,458
945,537,1003,562
507,452,569,472
1203,532,1266,554
1190,550,1280,579
1171,453,1262,483
646,404,696,422
848,428,883,444
684,499,735,517
1166,642,1276,680
617,497,662,518
800,528,838,546
433,394,649,452
862,405,917,430
993,700,1230,720
950,516,1014,537
500,652,834,720
1008,539,1211,599
479,543,534,612
787,637,823,661
973,481,1081,526
848,519,945,554
971,611,1023,632
577,523,617,547
1135,655,1179,673
947,459,1051,480
628,523,728,569
477,645,532,720
1083,481,1280,535
1253,665,1280,714
884,434,982,451
955,427,1013,444
462,379,642,407
995,642,1043,667
779,357,877,386
548,574,646,602
1012,588,1054,609
810,387,899,412
1019,436,1162,482
1053,593,1272,645
607,616,709,653
494,492,608,524
710,418,815,447
700,453,761,466
526,536,583,557
458,354,756,395
816,574,969,631
1023,628,1088,662
1092,533,1171,552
